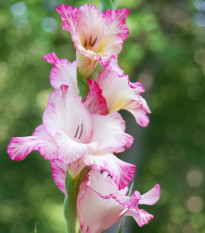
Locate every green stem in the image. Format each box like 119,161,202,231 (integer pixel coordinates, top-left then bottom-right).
64,172,78,233
64,167,91,233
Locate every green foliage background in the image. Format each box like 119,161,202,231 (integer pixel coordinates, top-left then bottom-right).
0,0,205,232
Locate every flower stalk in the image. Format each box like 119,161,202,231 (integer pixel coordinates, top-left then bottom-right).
64,167,90,233
64,171,78,233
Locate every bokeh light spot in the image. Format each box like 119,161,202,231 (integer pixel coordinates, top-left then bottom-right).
186,196,204,213
10,2,26,16
41,17,58,32
186,168,204,188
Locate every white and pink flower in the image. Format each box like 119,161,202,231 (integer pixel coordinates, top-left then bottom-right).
77,170,160,233
8,86,135,189
57,4,130,77
97,66,151,127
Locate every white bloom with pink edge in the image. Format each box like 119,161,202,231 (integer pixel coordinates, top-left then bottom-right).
57,4,130,77
7,85,135,189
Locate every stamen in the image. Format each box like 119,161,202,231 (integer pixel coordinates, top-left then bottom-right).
84,38,87,47
78,123,83,139
91,37,97,47
74,125,79,138
89,35,93,46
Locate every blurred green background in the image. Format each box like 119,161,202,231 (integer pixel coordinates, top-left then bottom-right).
0,0,205,232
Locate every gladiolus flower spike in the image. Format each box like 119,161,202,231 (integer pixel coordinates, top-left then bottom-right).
7,1,160,233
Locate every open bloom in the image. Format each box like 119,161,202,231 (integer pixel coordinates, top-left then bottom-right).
78,170,160,233
8,86,135,189
57,4,130,77
97,66,151,127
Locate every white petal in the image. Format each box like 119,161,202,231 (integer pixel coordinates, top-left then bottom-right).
56,130,97,164
90,112,133,153
43,85,93,143
103,8,130,42
139,184,160,205
43,53,78,95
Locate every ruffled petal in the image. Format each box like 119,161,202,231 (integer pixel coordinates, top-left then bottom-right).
7,125,57,161
83,153,136,189
109,56,125,77
103,8,130,42
126,209,154,227
139,184,160,205
50,160,66,195
43,53,78,95
83,79,108,115
43,85,93,143
90,112,134,153
124,100,150,127
56,5,79,35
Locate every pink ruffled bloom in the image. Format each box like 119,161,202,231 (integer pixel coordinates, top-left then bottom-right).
50,165,160,233
57,4,130,77
78,170,160,233
97,66,151,127
7,86,135,189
